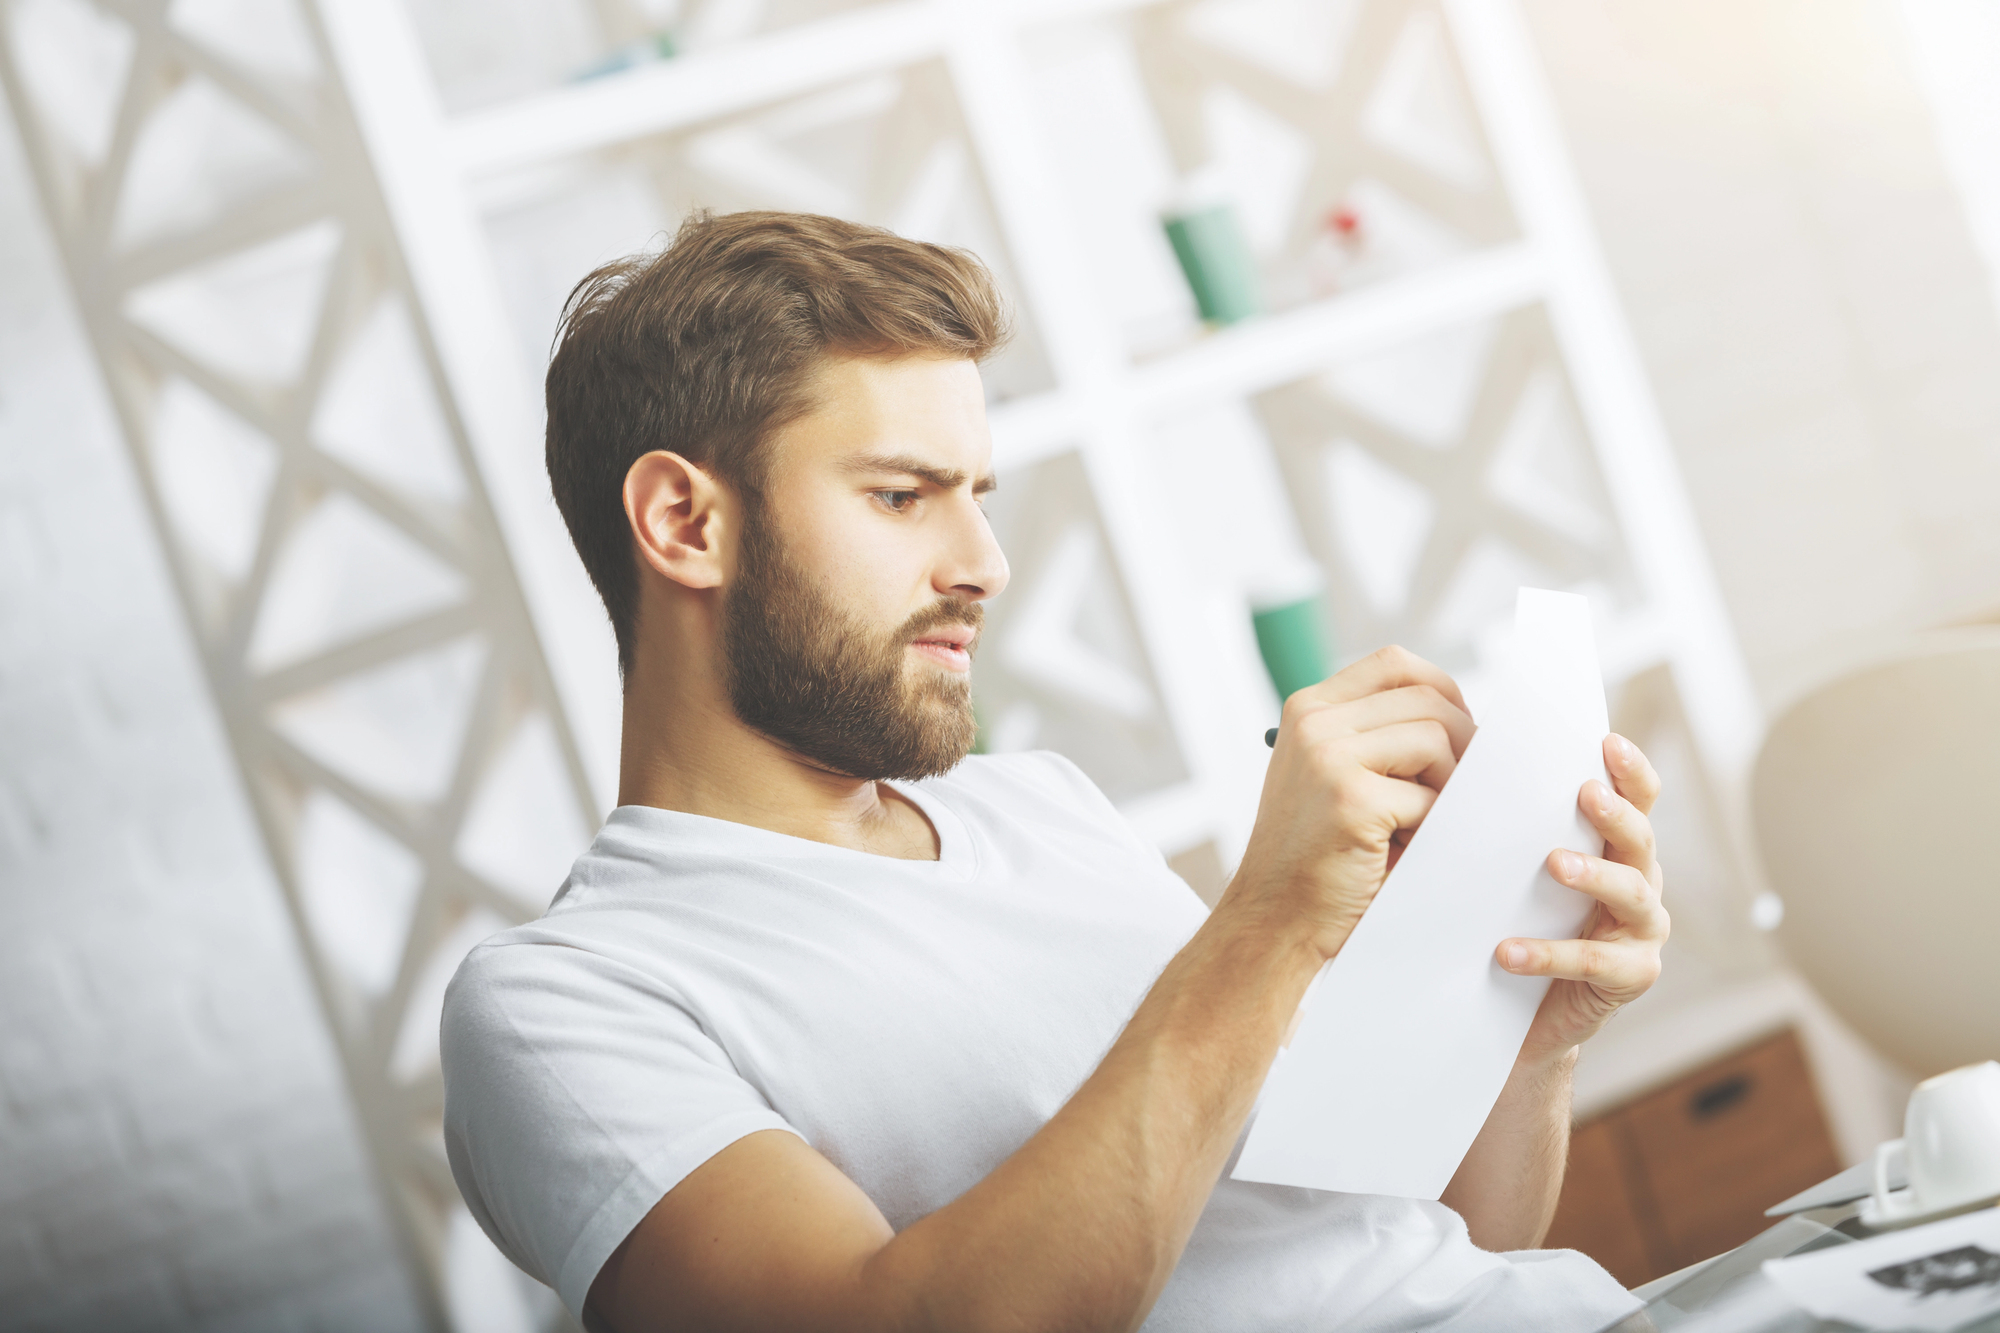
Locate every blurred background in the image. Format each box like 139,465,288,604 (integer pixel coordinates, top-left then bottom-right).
2,0,1998,1328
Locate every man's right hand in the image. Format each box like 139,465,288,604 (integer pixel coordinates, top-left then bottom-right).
1224,646,1476,962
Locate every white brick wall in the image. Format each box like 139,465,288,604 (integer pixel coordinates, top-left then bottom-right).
0,102,423,1333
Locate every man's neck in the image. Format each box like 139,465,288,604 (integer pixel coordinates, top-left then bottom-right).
615,657,940,862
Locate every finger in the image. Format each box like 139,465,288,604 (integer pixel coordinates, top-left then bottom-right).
1298,683,1476,758
1603,734,1661,815
1495,935,1661,998
1292,645,1470,719
1578,779,1657,876
1386,829,1414,873
1331,719,1459,791
1548,849,1666,937
1355,770,1439,837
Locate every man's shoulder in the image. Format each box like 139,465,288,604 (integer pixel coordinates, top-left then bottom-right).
933,749,1107,810
930,751,1155,853
439,890,666,1031
439,912,698,1080
441,927,571,1031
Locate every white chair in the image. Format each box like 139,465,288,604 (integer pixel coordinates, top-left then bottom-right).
1750,627,2000,1077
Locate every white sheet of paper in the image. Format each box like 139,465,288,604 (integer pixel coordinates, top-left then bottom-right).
1762,1207,2000,1330
1232,588,1608,1198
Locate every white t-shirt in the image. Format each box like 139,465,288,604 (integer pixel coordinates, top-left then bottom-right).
442,752,1639,1332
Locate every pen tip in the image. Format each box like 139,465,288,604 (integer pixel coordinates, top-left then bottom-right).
1265,727,1279,748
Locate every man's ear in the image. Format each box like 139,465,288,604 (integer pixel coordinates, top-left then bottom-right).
624,451,728,591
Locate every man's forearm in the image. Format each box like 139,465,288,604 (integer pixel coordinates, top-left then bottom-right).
861,903,1325,1333
1438,1045,1578,1252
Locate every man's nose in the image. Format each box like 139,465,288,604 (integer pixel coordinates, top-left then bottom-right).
938,499,1010,602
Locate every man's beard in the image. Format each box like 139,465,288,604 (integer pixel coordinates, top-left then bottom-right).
721,517,980,781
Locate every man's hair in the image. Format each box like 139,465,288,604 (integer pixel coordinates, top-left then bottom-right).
545,210,1010,676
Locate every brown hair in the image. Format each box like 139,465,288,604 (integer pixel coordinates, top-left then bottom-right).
545,210,1010,677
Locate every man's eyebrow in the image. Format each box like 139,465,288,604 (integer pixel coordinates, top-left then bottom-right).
845,452,995,493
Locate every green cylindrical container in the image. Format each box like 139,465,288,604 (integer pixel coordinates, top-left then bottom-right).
1163,202,1262,326
1252,594,1332,702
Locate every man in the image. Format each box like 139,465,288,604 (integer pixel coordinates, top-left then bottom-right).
442,211,1666,1333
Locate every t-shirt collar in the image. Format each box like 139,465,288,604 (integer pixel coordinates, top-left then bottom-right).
604,775,975,878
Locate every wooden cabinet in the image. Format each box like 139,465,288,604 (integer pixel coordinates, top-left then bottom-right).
1546,1116,1656,1285
1542,1029,1841,1287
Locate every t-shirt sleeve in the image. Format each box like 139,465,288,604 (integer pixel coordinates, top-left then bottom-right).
441,937,800,1324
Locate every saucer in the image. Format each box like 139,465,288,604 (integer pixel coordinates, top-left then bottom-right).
1858,1186,2000,1230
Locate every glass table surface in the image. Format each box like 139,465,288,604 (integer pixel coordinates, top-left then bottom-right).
1596,1202,2000,1333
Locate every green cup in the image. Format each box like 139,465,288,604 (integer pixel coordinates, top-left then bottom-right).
1251,594,1332,702
1164,203,1262,326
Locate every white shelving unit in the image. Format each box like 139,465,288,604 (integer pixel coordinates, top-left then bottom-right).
338,0,1761,859
2,0,1767,1327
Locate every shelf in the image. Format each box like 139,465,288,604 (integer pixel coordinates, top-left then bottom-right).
1131,245,1543,410
446,0,1152,177
989,242,1545,469
449,4,939,175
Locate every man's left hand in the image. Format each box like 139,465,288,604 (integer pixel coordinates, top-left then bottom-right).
1499,733,1668,1062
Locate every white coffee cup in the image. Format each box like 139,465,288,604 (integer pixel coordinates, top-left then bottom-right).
1868,1059,2000,1225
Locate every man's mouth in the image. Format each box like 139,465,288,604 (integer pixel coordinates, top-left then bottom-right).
910,625,976,672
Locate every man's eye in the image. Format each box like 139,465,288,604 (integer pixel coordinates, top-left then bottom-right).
876,490,919,512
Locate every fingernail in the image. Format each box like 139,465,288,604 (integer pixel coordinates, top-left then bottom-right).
1554,850,1583,880
1501,943,1529,970
1609,733,1636,764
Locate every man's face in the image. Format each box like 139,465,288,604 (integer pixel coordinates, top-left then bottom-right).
720,354,1009,780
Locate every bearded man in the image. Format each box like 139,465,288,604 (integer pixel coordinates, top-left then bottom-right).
441,211,1667,1333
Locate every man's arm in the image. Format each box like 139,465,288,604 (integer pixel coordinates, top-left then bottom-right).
1440,733,1668,1251
588,647,1475,1333
1439,1044,1580,1252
